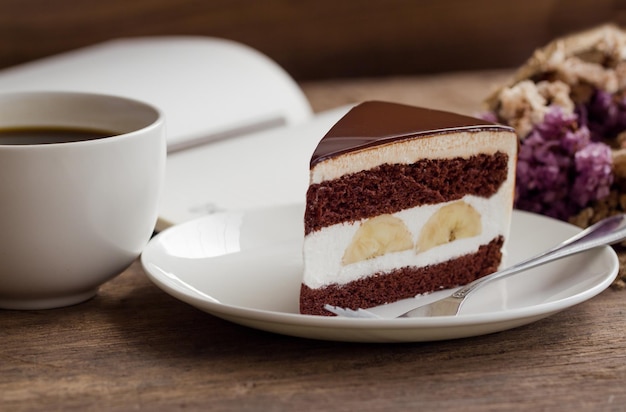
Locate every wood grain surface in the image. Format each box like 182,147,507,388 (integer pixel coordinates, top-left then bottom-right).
2,260,625,411
1,72,626,411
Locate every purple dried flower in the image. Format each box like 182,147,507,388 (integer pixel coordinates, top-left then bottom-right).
534,107,579,141
571,143,613,207
583,89,626,141
514,105,612,220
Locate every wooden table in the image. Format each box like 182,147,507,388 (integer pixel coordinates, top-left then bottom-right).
2,71,626,411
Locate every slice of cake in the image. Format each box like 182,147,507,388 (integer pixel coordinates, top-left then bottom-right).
300,101,518,316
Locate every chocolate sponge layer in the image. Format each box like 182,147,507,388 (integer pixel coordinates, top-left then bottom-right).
305,152,508,235
299,237,504,316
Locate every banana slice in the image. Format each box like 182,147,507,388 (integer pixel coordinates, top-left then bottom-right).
342,214,414,265
416,201,482,253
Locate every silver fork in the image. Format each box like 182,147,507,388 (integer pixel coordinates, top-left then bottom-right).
325,213,626,319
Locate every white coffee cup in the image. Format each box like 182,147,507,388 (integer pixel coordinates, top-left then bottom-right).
0,91,166,309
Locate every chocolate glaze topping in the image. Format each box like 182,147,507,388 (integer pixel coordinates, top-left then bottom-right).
311,101,514,167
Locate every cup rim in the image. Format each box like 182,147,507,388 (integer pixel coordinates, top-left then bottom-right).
0,91,164,148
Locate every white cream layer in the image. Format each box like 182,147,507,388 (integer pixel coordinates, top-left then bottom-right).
302,189,513,289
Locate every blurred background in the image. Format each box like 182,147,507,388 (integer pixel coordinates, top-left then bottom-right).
1,0,624,81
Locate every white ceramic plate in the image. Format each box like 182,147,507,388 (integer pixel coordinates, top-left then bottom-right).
141,205,618,342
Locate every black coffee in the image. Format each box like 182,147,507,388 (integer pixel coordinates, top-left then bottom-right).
0,127,117,145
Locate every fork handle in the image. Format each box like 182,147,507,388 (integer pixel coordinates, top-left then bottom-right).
452,213,626,299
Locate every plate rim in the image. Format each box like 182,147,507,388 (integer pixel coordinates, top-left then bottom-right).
141,207,619,340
